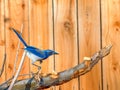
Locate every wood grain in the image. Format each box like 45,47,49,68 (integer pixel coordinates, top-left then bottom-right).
29,0,54,90
19,0,29,80
0,0,120,90
54,0,79,90
5,0,29,80
78,0,102,90
101,0,120,90
0,0,5,84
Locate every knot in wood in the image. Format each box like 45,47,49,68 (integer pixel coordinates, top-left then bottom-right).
8,64,13,70
11,44,16,49
114,21,120,32
22,3,25,9
64,21,71,30
4,18,10,23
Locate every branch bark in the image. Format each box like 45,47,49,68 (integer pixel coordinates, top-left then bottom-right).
0,45,112,90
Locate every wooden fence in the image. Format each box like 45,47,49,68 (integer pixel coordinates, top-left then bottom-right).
0,0,120,90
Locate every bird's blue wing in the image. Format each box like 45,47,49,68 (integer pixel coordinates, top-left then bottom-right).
11,28,28,47
25,46,45,58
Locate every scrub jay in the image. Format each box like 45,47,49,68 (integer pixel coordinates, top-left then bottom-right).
11,28,58,69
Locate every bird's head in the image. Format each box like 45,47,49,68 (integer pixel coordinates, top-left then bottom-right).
44,50,59,56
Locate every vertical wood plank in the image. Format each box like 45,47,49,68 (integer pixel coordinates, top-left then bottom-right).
101,0,120,90
54,0,79,90
29,0,54,89
19,0,29,79
78,0,101,90
5,0,29,80
0,0,5,84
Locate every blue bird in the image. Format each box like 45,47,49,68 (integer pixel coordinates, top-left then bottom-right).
11,28,58,68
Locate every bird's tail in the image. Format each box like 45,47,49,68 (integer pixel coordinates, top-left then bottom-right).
11,28,28,47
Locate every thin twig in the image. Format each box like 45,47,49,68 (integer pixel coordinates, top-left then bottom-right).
0,53,7,77
8,51,27,90
13,24,24,76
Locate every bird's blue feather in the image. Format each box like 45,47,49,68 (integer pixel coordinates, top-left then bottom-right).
25,46,45,58
11,28,28,47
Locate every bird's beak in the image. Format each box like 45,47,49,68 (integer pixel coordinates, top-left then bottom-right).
54,52,59,55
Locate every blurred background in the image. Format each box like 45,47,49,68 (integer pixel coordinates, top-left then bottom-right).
0,0,120,90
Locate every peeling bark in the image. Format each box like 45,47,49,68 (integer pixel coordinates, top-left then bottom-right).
0,45,112,90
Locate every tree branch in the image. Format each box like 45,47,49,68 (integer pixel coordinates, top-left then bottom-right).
0,45,112,90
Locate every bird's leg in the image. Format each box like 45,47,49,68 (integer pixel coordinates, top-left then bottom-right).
32,63,41,71
32,63,42,82
40,60,43,64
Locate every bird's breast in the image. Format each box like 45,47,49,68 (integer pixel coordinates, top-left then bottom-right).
27,52,43,63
